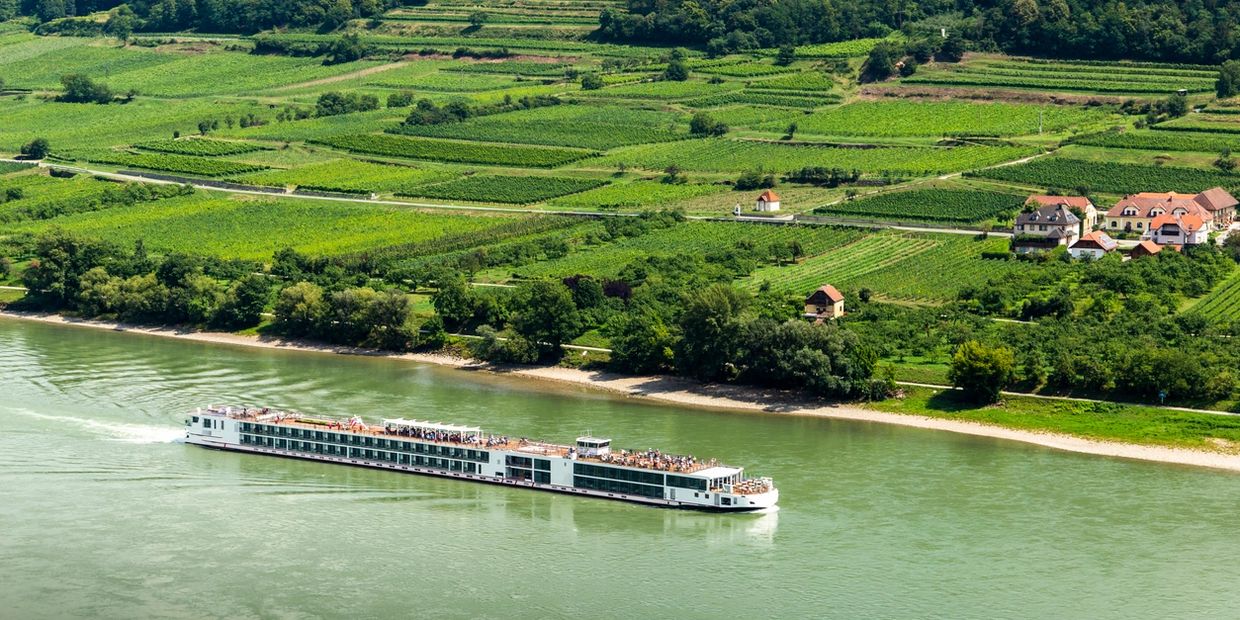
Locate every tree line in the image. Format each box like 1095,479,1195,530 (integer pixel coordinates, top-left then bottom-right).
598,0,1240,65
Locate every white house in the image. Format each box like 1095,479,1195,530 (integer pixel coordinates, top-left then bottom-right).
755,190,781,212
1068,230,1118,259
1144,212,1209,246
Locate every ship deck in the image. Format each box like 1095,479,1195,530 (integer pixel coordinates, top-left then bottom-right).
208,406,725,476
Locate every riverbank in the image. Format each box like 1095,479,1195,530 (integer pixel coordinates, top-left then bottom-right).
5,309,1240,473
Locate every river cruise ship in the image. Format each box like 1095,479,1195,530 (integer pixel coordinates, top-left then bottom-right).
186,406,778,511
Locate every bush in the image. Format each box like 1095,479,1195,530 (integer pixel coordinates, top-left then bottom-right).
20,138,50,160
58,74,113,104
580,73,604,90
689,112,728,137
948,340,1015,402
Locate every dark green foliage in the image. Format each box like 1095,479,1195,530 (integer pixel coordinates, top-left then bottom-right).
580,73,604,90
316,91,380,117
859,43,899,83
20,138,50,160
775,44,796,66
689,112,728,137
1218,60,1240,99
969,159,1240,195
738,319,880,399
675,283,749,381
325,34,371,65
949,340,1015,403
215,274,271,329
509,280,584,359
58,74,113,104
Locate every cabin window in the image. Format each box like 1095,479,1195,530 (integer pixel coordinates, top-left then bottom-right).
192,416,199,423
721,497,732,506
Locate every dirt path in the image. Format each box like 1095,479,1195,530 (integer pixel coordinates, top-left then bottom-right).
269,61,410,92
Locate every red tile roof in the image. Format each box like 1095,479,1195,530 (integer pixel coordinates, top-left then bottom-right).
1070,230,1118,252
757,190,781,202
1027,195,1093,209
1130,240,1163,257
1149,212,1205,233
1106,192,1214,221
815,285,844,302
1194,187,1239,212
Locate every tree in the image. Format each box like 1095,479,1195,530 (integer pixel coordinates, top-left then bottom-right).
606,311,676,374
1219,60,1240,99
509,280,582,359
689,111,728,137
1162,93,1188,118
58,74,113,104
675,283,749,381
326,33,369,65
775,44,796,66
274,281,327,337
104,4,138,41
1223,231,1240,262
431,275,476,330
1214,148,1236,173
20,138,49,160
580,73,604,90
948,340,1015,402
860,42,899,83
215,274,270,329
937,34,966,63
663,57,689,81
468,11,488,27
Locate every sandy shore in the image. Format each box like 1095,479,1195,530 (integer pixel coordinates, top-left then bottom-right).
5,309,1240,473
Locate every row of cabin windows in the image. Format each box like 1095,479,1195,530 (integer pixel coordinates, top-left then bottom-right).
239,435,479,472
505,456,551,470
573,463,665,486
239,424,488,462
505,467,551,484
573,476,664,499
665,474,708,491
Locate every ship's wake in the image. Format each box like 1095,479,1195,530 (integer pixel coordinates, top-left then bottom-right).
5,407,184,444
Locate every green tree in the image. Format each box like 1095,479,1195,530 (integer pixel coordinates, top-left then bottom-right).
606,311,676,374
215,274,270,329
58,74,113,104
1214,148,1236,173
937,34,966,62
1218,60,1240,99
468,11,488,27
326,33,369,65
20,137,50,159
274,281,327,337
675,283,749,381
104,4,139,41
948,340,1015,402
860,42,899,82
510,280,583,359
775,44,796,66
432,275,476,330
580,72,604,90
689,111,728,137
663,57,689,81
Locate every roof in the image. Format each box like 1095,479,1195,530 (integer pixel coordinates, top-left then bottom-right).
811,284,844,302
694,466,743,479
1149,212,1205,233
1070,230,1118,251
1194,187,1239,212
1107,192,1214,220
757,189,780,202
1130,240,1163,257
1027,195,1093,209
382,419,482,434
1015,204,1080,227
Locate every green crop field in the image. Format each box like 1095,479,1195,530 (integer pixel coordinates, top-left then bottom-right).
1188,271,1240,325
391,105,687,149
515,222,868,279
0,173,134,223
75,151,268,177
815,188,1025,223
367,72,526,92
398,174,606,203
314,134,596,167
104,52,386,97
577,80,742,100
1072,130,1240,153
682,90,841,108
793,37,898,58
589,139,1039,175
743,232,1027,301
444,61,572,76
747,71,838,92
776,101,1111,137
135,138,269,157
236,159,452,193
969,158,1240,193
13,194,527,259
547,180,726,209
903,58,1216,94
696,62,796,77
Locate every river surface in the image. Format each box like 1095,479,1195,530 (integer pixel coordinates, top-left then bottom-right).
2,318,1240,619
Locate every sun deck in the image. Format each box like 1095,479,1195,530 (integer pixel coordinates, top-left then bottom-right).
203,406,725,476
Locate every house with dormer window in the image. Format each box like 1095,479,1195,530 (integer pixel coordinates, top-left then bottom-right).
1103,190,1230,234
1144,212,1209,246
1012,203,1080,253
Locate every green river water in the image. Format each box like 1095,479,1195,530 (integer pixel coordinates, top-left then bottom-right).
2,317,1239,619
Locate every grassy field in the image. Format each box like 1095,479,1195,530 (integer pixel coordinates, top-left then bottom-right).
773,101,1113,138
901,56,1217,95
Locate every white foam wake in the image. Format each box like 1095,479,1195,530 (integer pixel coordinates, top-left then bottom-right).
4,407,185,444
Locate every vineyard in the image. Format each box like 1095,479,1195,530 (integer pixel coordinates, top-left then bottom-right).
135,138,269,157
1154,115,1240,134
444,61,572,76
747,71,838,92
743,232,1027,302
390,105,687,150
1188,271,1240,325
815,188,1025,223
577,80,741,100
681,90,841,108
588,139,1039,175
314,134,596,167
969,158,1240,194
13,194,525,259
77,151,268,177
236,159,451,194
514,222,867,279
696,62,797,77
548,180,725,209
775,101,1111,138
397,174,607,203
1072,130,1240,153
903,58,1216,95
367,72,524,92
793,37,898,58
